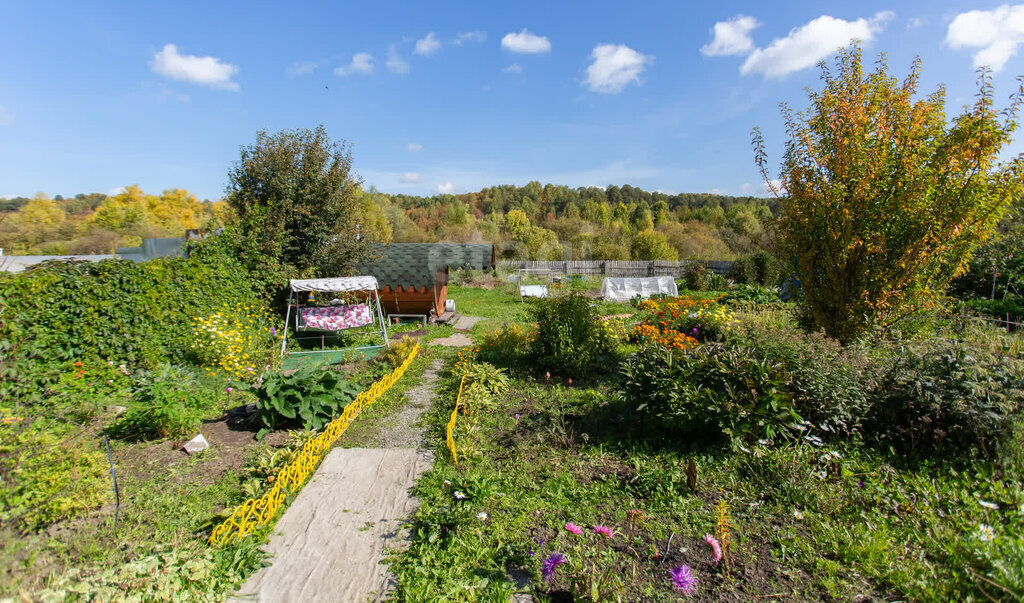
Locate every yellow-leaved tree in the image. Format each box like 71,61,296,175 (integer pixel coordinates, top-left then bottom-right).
754,45,1024,342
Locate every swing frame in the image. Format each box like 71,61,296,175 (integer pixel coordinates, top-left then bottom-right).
280,276,390,362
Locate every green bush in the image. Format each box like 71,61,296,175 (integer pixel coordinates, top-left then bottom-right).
864,341,1023,458
0,426,111,531
478,323,536,369
529,293,611,373
621,345,802,447
723,284,783,305
727,322,870,439
251,364,361,439
110,365,226,441
378,338,420,369
0,238,266,369
729,251,784,286
683,262,708,291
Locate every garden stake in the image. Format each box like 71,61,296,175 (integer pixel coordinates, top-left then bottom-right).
102,431,120,531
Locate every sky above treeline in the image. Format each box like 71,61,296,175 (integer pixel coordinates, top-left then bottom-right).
2,1,1024,201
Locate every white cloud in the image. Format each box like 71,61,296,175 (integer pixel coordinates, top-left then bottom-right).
149,43,239,90
947,5,1024,72
585,44,652,93
436,182,455,194
761,179,785,195
740,182,753,194
106,186,127,196
286,60,321,77
454,30,486,45
740,12,892,78
415,32,441,56
334,53,374,76
0,105,13,126
399,172,423,183
386,45,410,74
503,63,523,73
501,29,551,54
907,16,925,30
407,143,423,152
701,15,760,56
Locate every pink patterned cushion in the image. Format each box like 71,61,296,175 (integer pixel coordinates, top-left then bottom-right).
299,304,372,330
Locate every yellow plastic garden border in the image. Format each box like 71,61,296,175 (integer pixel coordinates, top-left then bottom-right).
445,374,466,466
209,343,420,545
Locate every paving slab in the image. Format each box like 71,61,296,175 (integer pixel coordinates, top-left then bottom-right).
453,315,482,331
429,333,474,347
231,447,432,602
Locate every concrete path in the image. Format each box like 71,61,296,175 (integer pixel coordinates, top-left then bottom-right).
231,360,442,602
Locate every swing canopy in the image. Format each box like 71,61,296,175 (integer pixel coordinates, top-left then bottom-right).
281,275,390,363
289,276,379,293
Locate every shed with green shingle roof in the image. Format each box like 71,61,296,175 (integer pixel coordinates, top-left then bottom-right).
357,243,494,317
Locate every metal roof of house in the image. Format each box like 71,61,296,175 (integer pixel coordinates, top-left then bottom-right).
357,243,494,289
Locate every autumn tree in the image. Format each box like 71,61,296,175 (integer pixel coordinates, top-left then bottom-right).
225,125,366,277
630,230,678,261
754,45,1024,341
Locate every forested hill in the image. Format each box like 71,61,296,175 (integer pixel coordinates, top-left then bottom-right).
1,182,777,261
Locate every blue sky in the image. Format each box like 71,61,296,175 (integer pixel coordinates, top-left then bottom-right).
2,1,1024,201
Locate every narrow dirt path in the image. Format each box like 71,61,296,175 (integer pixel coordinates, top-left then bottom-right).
231,359,443,602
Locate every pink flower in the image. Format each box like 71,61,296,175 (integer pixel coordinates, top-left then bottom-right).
592,525,613,538
226,387,233,394
703,534,722,563
565,522,583,535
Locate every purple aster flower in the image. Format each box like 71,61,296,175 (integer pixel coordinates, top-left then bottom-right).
541,552,567,581
669,565,697,593
269,327,277,336
565,522,583,535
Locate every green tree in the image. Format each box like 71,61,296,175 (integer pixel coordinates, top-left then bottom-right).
754,45,1024,341
225,125,366,277
503,209,530,240
630,230,678,260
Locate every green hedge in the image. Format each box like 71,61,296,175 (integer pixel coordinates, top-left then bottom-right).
0,242,263,369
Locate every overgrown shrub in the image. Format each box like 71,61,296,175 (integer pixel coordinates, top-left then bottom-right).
864,341,1024,458
0,239,267,368
621,345,802,447
378,338,420,369
727,321,870,439
0,425,111,531
250,364,361,438
729,251,784,286
478,323,536,369
683,262,708,291
529,293,611,372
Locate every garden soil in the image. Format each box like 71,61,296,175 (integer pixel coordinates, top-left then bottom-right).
230,360,442,602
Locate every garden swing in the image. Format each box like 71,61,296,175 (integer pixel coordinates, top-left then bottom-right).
280,276,390,368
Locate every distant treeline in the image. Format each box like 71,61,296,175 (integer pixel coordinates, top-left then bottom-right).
2,181,777,261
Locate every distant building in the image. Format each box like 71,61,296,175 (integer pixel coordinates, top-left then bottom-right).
357,243,495,317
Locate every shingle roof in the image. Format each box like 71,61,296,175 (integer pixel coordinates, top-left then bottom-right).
357,243,494,289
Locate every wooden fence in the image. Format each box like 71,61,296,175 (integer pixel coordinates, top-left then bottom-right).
496,260,733,277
